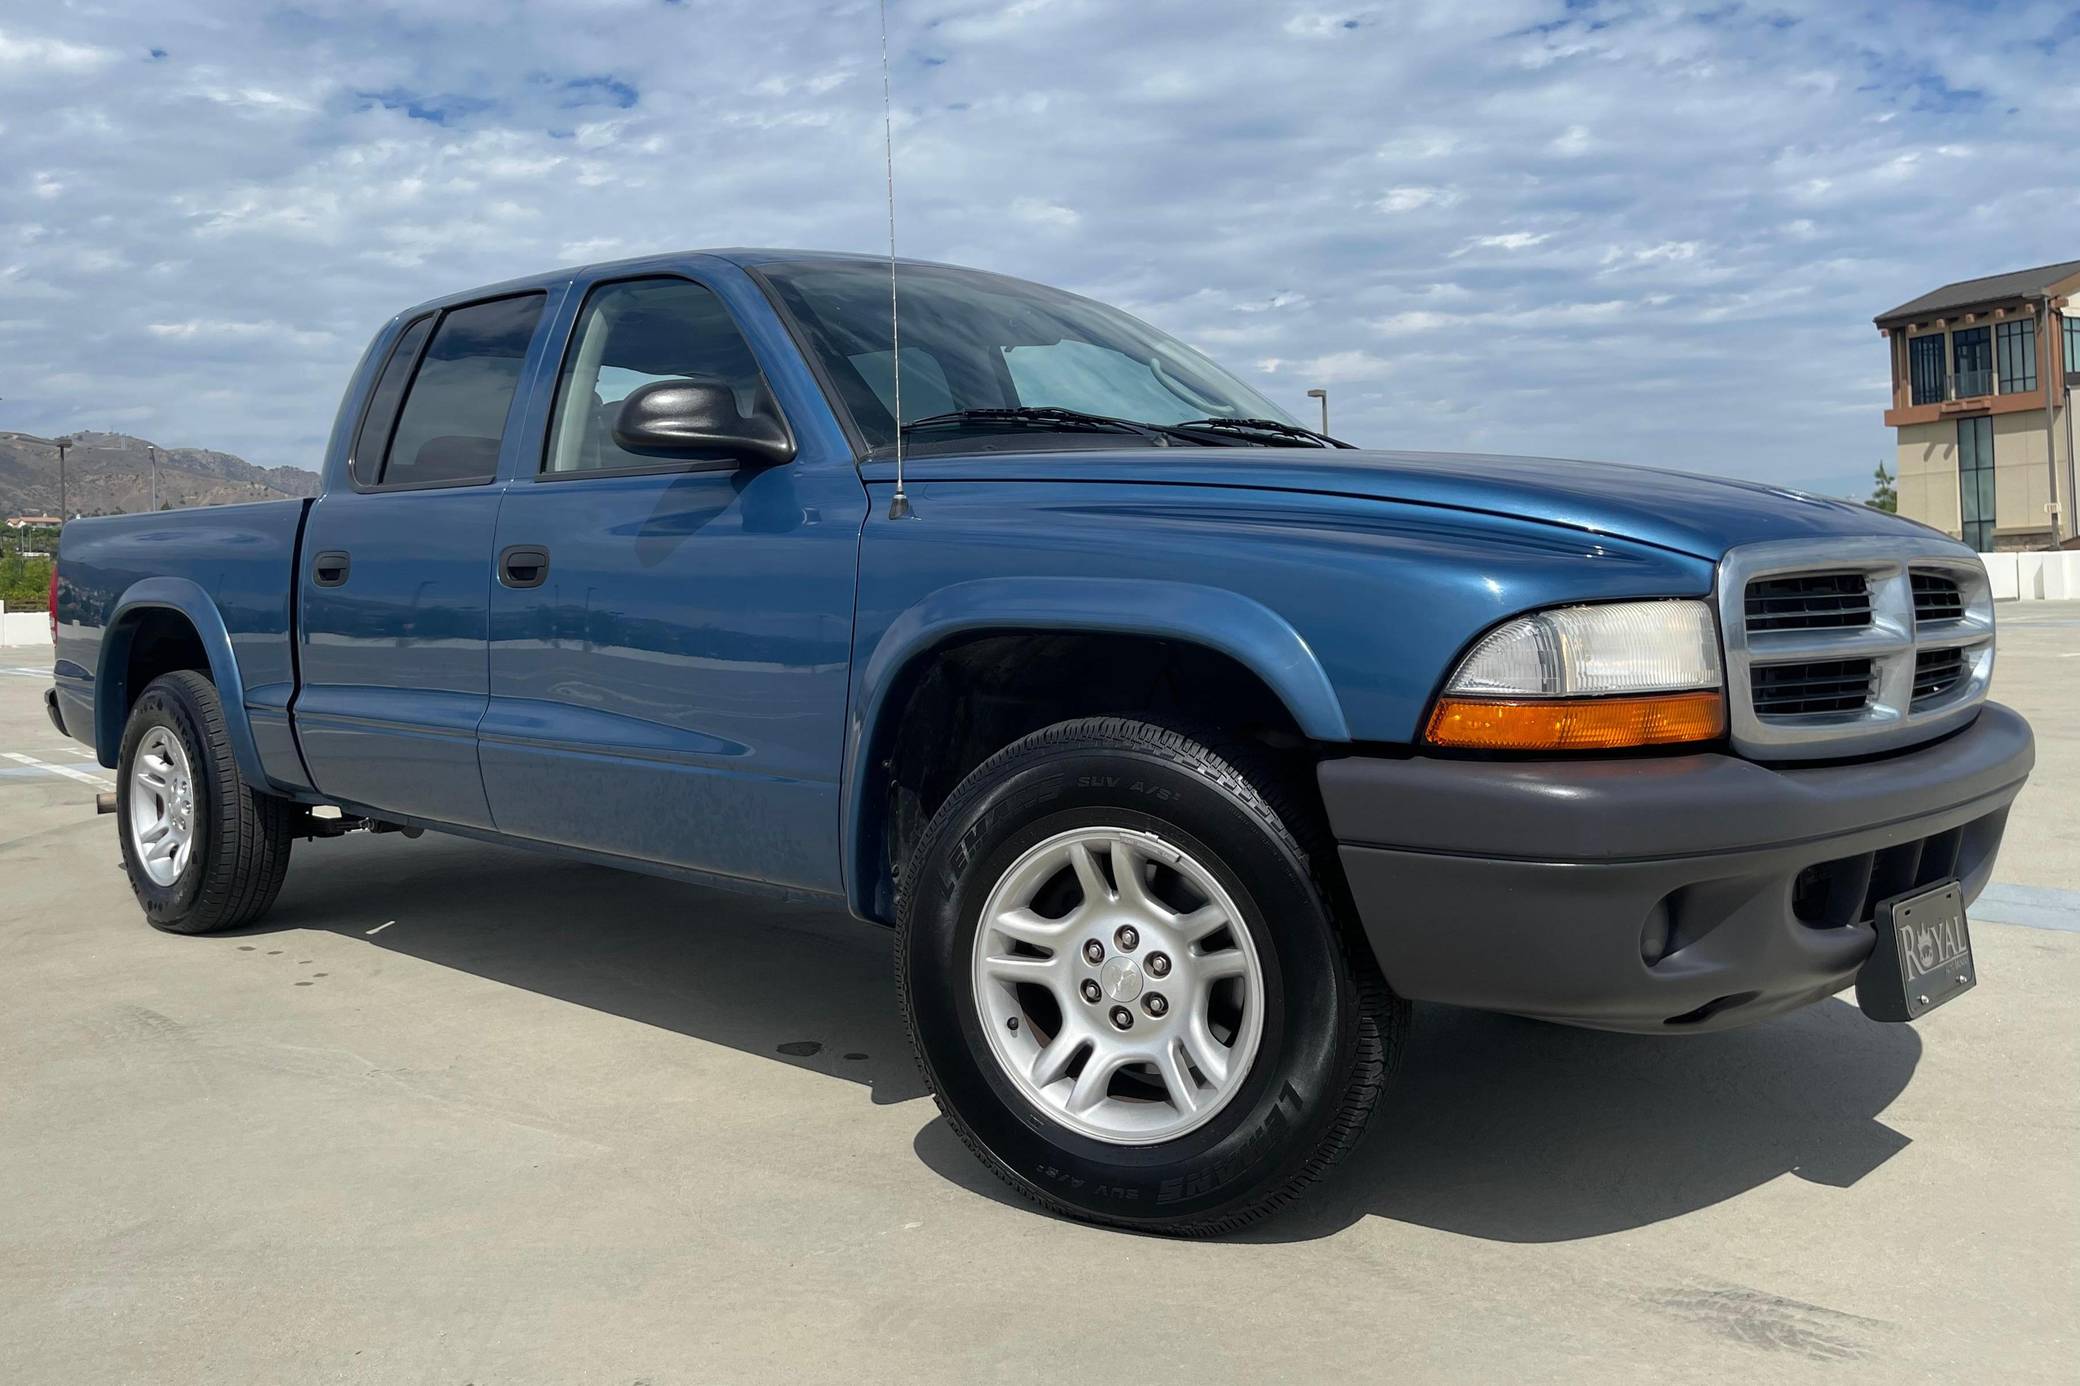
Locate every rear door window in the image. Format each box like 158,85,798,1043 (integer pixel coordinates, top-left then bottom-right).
349,315,434,487
375,293,545,487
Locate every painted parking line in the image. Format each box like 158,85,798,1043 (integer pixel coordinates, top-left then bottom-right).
0,765,72,782
0,751,114,792
1,667,50,678
1974,883,2080,934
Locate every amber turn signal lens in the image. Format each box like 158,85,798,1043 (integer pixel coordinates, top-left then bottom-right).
1424,691,1726,751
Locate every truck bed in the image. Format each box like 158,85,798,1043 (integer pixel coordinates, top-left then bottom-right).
53,498,313,791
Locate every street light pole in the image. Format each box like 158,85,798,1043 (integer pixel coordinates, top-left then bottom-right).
1305,388,1328,435
148,445,158,512
55,436,71,522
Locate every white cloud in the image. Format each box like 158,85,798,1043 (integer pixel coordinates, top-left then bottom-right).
1373,299,1632,335
0,0,2068,498
939,0,1082,42
1010,196,1081,229
1284,14,1363,39
1453,231,1548,255
1370,310,1459,334
1234,292,1308,313
1600,240,1702,269
1374,130,1459,161
147,319,336,349
0,29,117,74
1375,185,1459,214
1291,350,1395,385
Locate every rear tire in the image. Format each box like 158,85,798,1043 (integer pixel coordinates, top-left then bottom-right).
117,670,294,934
897,717,1406,1235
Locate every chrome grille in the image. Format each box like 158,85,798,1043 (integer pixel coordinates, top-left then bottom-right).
1912,647,1967,703
1750,659,1874,717
1911,571,1964,626
1743,573,1871,632
1718,539,1994,760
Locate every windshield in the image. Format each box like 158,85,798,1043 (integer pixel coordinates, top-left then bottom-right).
756,258,1298,451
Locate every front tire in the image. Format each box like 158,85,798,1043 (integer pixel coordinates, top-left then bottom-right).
117,670,294,934
898,717,1405,1235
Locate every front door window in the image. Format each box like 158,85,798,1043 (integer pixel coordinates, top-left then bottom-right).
543,277,773,475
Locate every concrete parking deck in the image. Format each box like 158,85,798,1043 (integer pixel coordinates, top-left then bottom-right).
1,610,2073,1383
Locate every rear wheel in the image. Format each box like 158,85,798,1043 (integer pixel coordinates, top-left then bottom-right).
898,717,1405,1234
117,670,294,934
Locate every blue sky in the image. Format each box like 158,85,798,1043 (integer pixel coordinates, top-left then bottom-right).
2,0,2075,498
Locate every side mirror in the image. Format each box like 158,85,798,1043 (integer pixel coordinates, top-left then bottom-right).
610,377,795,467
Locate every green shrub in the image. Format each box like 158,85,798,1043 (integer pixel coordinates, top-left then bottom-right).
0,551,54,610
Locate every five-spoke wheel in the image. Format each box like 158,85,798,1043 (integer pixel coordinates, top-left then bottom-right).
972,826,1263,1143
127,724,198,887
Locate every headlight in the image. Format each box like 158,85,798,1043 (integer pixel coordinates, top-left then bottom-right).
1425,600,1725,751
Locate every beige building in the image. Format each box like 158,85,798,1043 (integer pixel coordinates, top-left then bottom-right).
1876,259,2080,551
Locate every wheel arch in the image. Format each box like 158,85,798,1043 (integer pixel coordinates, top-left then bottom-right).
843,577,1352,923
96,579,268,787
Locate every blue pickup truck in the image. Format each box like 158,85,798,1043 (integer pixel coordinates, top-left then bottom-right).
48,249,2033,1233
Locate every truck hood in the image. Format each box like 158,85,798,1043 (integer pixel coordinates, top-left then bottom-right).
883,448,1934,561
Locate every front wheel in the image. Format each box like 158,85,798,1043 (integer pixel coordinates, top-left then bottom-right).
117,670,294,934
898,717,1406,1234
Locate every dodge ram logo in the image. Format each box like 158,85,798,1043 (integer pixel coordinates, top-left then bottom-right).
1099,956,1143,1003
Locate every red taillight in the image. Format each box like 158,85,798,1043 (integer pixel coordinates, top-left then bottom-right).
48,564,59,643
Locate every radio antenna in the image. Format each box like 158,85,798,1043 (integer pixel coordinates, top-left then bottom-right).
878,0,911,519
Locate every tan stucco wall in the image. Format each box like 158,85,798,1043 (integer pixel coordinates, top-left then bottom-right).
1896,420,1960,536
1895,410,2058,544
1992,410,2054,531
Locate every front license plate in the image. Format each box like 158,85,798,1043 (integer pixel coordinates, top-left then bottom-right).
1857,880,1975,1022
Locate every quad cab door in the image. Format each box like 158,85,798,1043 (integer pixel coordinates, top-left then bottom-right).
295,292,555,828
480,268,866,892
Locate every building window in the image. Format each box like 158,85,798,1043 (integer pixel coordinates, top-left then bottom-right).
1951,325,1993,399
1909,333,1946,405
1995,318,2036,393
1957,415,1995,552
2065,314,2080,378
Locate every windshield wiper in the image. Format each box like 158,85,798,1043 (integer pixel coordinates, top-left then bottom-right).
1169,417,1353,448
900,407,1190,444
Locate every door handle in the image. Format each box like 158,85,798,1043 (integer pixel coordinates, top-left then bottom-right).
312,551,351,588
498,545,550,589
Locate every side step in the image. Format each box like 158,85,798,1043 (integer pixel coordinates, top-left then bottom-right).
303,805,423,840
93,792,418,841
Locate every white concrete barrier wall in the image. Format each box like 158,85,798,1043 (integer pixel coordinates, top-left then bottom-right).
2043,552,2079,600
0,608,54,646
2016,554,2047,600
1979,551,2080,602
1981,553,2020,600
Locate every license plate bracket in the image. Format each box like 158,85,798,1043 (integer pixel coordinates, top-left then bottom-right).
1857,879,1975,1022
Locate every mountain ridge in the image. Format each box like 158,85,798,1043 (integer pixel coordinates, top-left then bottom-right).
0,430,321,518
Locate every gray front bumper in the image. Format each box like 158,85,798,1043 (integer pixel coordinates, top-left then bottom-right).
1319,703,2034,1033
